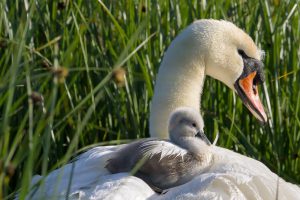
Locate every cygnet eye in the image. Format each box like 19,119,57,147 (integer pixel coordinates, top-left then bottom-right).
192,123,197,128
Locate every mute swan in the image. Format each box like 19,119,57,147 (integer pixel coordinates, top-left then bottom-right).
24,19,299,199
106,107,212,192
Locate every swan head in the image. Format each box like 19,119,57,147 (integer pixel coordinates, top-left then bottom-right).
198,20,267,123
150,19,267,138
168,107,211,147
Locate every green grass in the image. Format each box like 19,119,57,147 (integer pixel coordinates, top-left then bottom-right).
0,0,299,199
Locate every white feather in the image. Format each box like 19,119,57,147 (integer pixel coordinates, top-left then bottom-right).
140,140,187,161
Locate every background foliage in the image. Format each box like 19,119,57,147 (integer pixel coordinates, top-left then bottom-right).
0,0,299,198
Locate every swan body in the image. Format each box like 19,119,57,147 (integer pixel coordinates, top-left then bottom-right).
24,19,300,199
106,107,212,192
27,145,300,200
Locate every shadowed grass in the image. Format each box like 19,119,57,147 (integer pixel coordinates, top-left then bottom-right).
0,0,299,199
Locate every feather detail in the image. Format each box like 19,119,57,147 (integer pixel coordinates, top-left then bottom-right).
139,140,187,162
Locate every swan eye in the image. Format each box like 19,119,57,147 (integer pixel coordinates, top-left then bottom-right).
238,49,249,58
192,123,197,128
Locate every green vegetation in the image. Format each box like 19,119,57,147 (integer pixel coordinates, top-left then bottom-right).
0,0,299,199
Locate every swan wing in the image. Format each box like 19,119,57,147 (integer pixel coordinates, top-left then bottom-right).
26,146,118,199
151,146,300,200
68,173,155,200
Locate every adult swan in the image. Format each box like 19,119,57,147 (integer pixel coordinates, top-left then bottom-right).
25,19,300,199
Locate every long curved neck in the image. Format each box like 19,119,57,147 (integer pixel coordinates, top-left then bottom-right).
150,42,205,138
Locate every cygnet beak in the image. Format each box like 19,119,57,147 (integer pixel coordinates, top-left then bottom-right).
195,130,211,145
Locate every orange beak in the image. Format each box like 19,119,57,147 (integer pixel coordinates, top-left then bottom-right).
235,71,267,123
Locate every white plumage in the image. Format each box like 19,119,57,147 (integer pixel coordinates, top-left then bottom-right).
155,146,300,200
27,145,300,199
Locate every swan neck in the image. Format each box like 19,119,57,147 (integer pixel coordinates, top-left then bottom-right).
150,53,205,139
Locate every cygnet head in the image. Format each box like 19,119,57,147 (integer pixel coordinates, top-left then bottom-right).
168,107,211,147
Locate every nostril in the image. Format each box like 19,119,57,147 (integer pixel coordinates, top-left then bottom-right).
252,84,257,95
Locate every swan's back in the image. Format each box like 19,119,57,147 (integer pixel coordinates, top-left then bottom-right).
24,143,300,200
